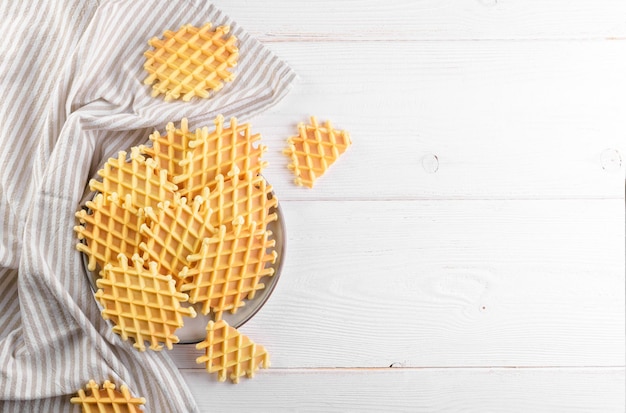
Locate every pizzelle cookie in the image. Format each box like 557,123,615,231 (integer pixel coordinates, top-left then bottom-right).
90,147,177,210
176,115,267,199
75,193,146,272
144,23,239,101
139,117,198,180
204,169,278,231
141,116,267,199
70,380,145,413
283,116,351,188
196,319,270,384
95,254,197,351
139,195,215,284
180,220,277,318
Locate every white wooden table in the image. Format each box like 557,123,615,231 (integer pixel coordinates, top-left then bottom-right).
171,1,626,411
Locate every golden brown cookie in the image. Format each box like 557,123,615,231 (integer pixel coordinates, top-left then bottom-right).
144,23,238,101
95,254,197,351
139,196,215,284
196,319,270,383
203,169,277,232
75,193,146,272
175,115,267,199
89,147,177,210
180,221,276,318
70,380,145,413
283,116,351,188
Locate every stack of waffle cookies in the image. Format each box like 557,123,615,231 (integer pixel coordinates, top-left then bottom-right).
75,116,277,381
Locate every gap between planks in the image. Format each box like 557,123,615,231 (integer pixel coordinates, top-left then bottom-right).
179,366,625,372
168,198,624,369
274,197,626,202
210,0,626,41
258,37,626,43
182,366,625,412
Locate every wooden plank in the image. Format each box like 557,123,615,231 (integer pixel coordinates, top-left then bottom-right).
182,367,625,412
230,40,626,200
210,0,626,40
169,199,625,369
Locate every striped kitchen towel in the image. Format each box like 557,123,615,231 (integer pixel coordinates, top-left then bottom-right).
0,0,295,411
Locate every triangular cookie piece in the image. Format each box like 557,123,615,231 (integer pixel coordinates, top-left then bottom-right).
196,319,270,383
283,116,351,188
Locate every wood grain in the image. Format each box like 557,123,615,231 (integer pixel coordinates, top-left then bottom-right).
210,0,626,41
182,367,625,412
178,3,625,410
224,40,626,200
169,199,625,369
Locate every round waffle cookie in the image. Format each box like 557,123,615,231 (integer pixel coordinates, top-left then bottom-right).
177,115,268,198
180,220,277,319
95,254,197,351
89,147,177,210
139,195,216,286
144,23,239,101
141,116,268,199
204,169,278,231
75,193,146,272
139,118,198,179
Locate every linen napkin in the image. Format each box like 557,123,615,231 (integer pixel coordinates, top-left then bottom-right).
0,0,295,411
